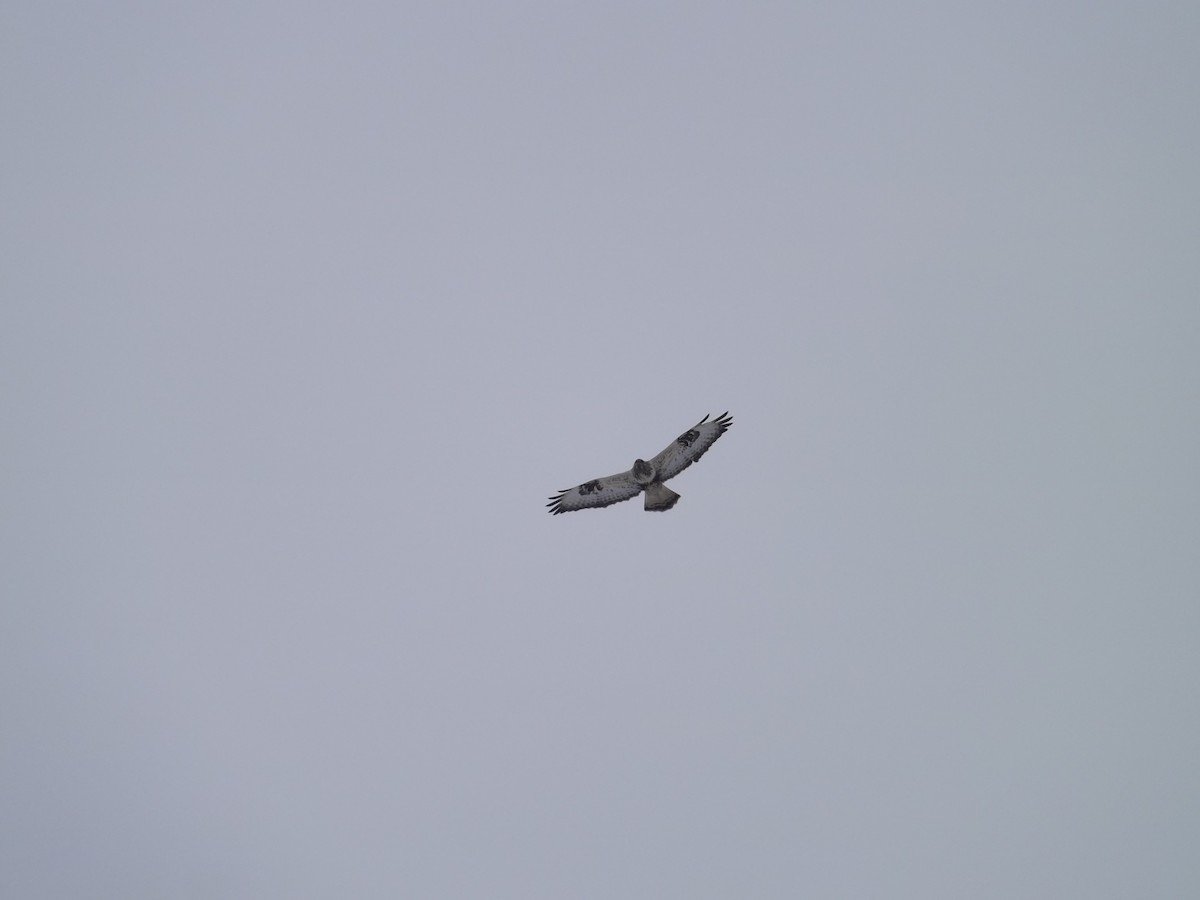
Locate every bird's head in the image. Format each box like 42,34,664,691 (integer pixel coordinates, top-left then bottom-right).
632,458,656,485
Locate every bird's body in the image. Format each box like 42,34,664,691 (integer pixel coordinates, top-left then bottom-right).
547,413,732,514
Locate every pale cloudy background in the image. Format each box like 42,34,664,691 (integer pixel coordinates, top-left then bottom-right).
2,2,1198,898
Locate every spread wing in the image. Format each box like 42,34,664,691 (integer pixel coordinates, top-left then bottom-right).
546,471,643,515
649,412,733,483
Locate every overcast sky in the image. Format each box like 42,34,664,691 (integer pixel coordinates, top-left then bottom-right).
3,3,1199,898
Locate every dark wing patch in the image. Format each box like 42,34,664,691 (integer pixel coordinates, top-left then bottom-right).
649,412,733,483
547,472,642,514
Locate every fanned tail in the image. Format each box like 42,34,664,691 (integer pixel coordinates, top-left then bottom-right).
643,482,680,512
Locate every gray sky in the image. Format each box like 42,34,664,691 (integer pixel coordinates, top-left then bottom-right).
3,2,1198,898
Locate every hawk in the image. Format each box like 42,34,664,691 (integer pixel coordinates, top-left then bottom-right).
547,412,733,514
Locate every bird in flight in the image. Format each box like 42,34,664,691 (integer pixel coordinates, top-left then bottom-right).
547,412,733,514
